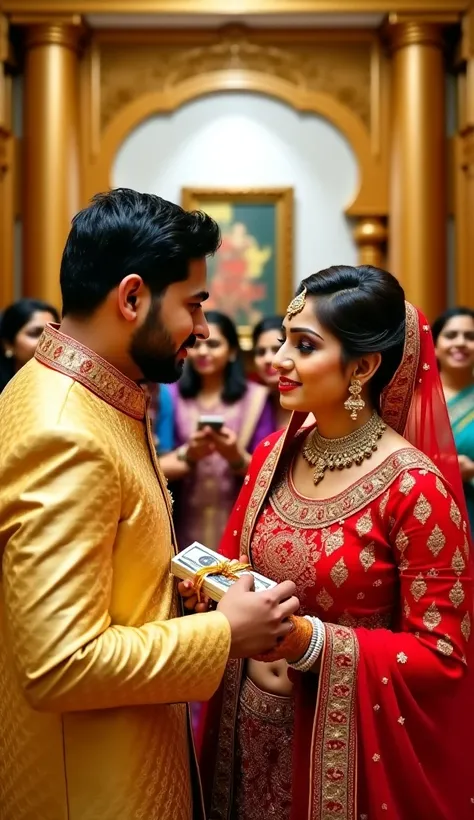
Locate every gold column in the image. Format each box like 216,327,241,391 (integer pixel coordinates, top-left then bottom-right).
22,22,81,309
389,21,446,320
454,9,474,308
353,217,387,268
0,14,14,308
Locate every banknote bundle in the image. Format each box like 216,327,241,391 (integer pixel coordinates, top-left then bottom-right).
171,541,276,602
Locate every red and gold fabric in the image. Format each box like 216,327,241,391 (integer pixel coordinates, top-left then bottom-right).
200,305,474,820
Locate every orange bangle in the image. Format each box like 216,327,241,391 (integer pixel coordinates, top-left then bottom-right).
252,615,313,663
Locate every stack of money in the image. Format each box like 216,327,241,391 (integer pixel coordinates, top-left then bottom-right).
171,541,276,602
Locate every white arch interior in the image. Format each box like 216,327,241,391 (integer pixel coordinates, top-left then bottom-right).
113,91,359,284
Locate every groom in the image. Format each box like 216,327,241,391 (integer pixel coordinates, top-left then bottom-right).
0,189,299,820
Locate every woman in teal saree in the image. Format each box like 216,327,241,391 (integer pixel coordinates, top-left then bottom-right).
433,307,474,531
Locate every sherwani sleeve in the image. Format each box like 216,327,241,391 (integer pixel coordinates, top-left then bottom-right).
0,428,231,712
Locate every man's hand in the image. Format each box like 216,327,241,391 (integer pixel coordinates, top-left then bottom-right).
217,575,299,659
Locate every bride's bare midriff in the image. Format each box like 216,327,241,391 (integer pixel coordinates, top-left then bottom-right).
247,658,294,696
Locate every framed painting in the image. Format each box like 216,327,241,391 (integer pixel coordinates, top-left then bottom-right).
181,187,293,349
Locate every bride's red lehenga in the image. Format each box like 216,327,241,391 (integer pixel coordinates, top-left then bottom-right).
200,305,474,820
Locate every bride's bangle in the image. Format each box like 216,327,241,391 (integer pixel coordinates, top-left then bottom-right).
288,616,325,673
251,615,313,663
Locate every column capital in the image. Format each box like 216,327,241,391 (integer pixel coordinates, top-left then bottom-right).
387,20,445,53
24,22,83,52
353,216,387,249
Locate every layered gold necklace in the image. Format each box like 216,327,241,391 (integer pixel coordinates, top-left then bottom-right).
302,412,387,485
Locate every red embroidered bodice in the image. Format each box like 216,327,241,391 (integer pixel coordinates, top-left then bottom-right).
251,445,471,668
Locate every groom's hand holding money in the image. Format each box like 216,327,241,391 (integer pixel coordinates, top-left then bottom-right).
217,574,299,658
179,556,299,659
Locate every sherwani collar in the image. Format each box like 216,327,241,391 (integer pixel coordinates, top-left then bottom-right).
35,323,146,420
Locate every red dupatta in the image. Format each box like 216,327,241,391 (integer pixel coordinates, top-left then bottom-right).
200,304,474,820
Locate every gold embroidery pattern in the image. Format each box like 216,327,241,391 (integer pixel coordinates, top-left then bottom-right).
271,450,440,530
35,324,146,420
413,494,432,525
451,548,466,577
379,491,390,519
359,543,376,572
311,624,358,820
399,472,416,496
316,588,334,611
437,639,454,656
395,528,409,553
251,516,321,601
410,574,427,602
241,435,286,555
239,677,294,724
404,599,411,618
337,610,392,630
380,302,420,434
449,580,465,609
427,525,446,557
461,612,471,642
450,500,462,529
330,558,349,588
463,533,470,559
423,602,441,631
210,659,243,820
435,476,448,498
322,527,345,557
356,510,373,537
234,680,294,820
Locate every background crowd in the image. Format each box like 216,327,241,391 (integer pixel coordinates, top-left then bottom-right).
2,295,474,544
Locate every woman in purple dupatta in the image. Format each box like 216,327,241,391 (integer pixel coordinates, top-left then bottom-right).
163,311,272,553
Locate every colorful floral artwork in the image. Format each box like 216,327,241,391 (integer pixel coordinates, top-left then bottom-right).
182,188,293,348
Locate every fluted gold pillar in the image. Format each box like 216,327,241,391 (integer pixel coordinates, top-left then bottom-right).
23,23,81,309
389,21,446,320
0,126,15,308
353,217,387,268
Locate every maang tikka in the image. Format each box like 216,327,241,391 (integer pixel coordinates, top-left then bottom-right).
344,376,365,421
286,287,307,319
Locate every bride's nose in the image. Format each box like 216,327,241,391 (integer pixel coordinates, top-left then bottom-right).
272,355,294,373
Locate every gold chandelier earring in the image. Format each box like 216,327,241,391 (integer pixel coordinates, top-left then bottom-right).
344,376,365,421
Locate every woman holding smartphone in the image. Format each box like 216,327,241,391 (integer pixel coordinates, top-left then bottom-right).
164,311,273,552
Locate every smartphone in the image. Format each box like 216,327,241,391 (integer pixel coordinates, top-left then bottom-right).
197,415,225,432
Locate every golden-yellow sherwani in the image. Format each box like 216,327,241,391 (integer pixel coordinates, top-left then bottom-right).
0,324,231,820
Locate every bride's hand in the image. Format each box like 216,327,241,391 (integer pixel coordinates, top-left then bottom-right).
177,579,210,613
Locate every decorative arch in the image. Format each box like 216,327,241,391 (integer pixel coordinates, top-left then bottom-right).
83,69,387,215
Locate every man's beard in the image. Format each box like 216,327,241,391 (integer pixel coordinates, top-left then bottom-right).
129,301,195,384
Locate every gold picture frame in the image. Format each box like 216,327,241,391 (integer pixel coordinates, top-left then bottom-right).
182,187,294,350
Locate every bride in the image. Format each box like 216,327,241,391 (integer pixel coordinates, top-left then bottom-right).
183,264,474,820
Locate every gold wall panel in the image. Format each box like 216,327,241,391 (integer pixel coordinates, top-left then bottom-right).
99,33,372,133
81,27,388,216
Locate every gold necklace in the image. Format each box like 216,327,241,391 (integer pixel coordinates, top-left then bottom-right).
302,413,387,485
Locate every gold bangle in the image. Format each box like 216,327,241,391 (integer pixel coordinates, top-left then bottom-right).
251,615,312,663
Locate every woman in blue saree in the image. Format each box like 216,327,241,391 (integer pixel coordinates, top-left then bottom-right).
433,307,474,531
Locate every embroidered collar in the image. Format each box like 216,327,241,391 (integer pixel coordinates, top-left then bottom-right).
35,324,146,420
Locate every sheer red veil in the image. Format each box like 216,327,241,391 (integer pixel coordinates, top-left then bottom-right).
380,302,470,532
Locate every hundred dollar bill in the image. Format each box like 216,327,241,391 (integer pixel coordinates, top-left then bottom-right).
171,541,277,602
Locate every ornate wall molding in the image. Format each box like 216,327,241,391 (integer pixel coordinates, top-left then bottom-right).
82,26,389,216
